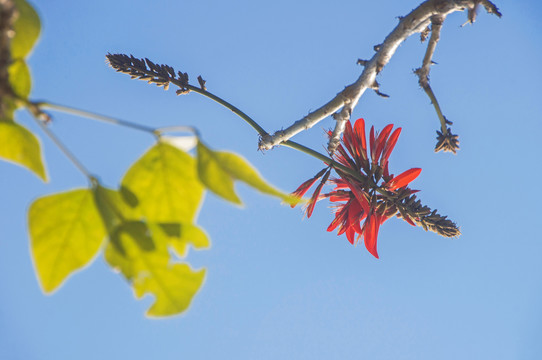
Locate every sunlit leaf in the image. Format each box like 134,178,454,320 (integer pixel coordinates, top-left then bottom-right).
121,142,204,223
150,222,210,258
11,0,41,59
135,263,205,317
104,221,205,317
8,59,31,98
0,121,47,181
197,140,295,205
95,185,206,317
28,189,106,293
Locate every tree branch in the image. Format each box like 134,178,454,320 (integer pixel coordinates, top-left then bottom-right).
258,0,501,151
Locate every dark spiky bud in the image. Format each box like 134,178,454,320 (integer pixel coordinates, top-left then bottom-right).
435,127,460,154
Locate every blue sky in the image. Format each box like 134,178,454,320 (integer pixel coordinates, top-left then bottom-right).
1,0,542,359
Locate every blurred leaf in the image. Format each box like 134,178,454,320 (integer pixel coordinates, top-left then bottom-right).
94,185,206,317
197,140,296,205
104,221,205,317
28,189,106,293
11,0,41,59
0,121,47,181
151,222,210,258
121,141,203,223
0,97,17,123
8,59,31,98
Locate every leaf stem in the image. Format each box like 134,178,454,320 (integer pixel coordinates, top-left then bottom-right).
28,110,94,181
37,101,159,136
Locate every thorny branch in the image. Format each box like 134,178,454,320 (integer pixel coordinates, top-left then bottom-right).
257,0,501,153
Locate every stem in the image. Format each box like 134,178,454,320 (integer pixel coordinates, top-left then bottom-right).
173,81,269,137
29,110,94,181
37,101,159,136
422,85,448,133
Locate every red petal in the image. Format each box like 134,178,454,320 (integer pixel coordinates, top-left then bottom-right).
345,227,356,244
343,121,360,162
305,169,331,217
374,124,394,164
363,215,379,259
381,127,401,166
290,168,328,207
352,118,367,160
327,200,349,232
369,126,376,163
345,180,371,214
386,168,422,191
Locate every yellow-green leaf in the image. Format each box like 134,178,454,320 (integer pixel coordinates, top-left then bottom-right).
0,121,47,181
0,97,17,123
104,222,205,317
121,142,204,223
135,263,205,317
197,140,295,205
28,189,106,293
150,222,210,258
95,185,207,317
8,59,31,98
11,0,41,59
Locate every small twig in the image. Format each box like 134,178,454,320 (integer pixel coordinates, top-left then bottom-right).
38,101,159,136
414,15,460,154
28,108,94,180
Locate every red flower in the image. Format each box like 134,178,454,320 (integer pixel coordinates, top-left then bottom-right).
291,118,422,258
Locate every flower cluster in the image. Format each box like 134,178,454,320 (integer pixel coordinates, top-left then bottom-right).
291,118,422,259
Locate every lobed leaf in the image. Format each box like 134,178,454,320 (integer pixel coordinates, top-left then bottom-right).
0,121,47,181
121,142,204,223
11,0,41,59
28,189,106,293
197,140,295,205
150,222,210,258
94,185,207,317
104,220,205,317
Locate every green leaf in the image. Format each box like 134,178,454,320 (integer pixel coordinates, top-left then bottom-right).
8,59,32,98
135,263,205,317
28,189,106,293
150,222,210,258
121,142,204,223
104,221,205,317
11,0,41,59
0,121,47,181
94,185,206,317
196,140,296,205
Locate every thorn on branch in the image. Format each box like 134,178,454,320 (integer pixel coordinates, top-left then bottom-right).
420,26,430,42
356,59,368,66
197,75,207,91
371,81,389,98
467,3,479,24
373,44,381,52
480,0,502,17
